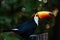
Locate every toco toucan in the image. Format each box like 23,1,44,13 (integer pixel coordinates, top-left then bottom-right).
3,11,54,39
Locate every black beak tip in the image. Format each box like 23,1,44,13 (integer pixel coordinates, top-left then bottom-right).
49,13,54,17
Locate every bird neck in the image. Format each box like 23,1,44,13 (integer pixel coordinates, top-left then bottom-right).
34,15,39,26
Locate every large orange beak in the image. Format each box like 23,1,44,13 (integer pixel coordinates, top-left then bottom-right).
37,11,54,19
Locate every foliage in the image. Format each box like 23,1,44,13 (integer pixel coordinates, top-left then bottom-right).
0,32,21,40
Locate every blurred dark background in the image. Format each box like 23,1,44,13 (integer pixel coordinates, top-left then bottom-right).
0,0,60,40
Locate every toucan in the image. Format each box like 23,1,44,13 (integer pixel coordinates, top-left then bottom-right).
2,11,54,40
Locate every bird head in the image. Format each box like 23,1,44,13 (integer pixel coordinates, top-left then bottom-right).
34,11,54,26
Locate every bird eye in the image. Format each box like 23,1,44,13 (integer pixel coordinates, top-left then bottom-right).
36,14,38,17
